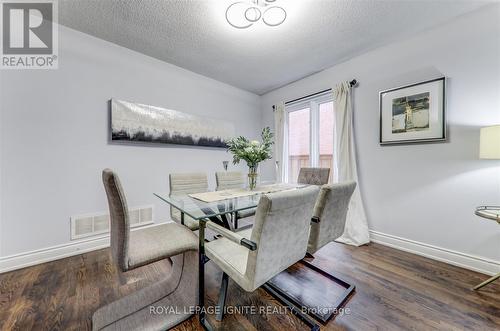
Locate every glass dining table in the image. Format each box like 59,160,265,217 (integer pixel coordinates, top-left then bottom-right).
154,184,305,330
154,193,261,229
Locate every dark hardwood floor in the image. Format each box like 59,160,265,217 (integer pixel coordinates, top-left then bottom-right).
0,242,498,331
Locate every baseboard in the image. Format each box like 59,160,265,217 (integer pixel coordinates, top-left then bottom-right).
369,230,500,276
2,226,498,276
0,222,165,274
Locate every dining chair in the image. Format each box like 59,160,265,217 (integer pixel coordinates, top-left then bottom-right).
215,171,256,224
297,167,330,185
93,169,199,330
296,181,357,324
205,185,320,321
215,171,245,190
169,172,208,231
262,181,357,327
308,181,357,255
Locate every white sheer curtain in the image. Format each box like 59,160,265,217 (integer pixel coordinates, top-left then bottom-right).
273,102,286,183
333,82,370,246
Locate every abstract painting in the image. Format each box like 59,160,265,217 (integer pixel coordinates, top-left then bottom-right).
110,99,235,148
380,77,445,145
391,92,430,134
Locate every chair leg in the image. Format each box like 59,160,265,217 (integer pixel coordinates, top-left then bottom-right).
473,272,500,290
233,212,239,229
265,257,355,326
262,283,320,331
216,272,229,321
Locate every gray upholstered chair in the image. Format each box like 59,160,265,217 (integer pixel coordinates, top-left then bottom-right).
205,185,320,321
294,181,357,324
169,172,208,231
307,181,357,255
215,171,245,190
297,167,330,185
93,169,198,331
215,171,256,221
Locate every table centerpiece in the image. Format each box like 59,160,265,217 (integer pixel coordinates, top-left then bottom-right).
226,127,274,190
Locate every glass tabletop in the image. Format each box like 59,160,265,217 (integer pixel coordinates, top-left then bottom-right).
154,183,306,221
154,192,262,220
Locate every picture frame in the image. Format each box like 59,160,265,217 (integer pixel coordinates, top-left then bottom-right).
379,77,446,145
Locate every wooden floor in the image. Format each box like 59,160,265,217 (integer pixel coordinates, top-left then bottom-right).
0,242,498,331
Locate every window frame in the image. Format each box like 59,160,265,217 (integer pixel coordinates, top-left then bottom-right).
284,93,334,183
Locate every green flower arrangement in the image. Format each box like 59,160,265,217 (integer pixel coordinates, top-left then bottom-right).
226,127,274,189
226,127,274,167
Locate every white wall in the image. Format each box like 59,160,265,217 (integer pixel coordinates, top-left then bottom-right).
261,5,500,265
0,25,261,257
0,69,3,258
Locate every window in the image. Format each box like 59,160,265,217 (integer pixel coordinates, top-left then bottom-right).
285,93,334,183
287,107,310,183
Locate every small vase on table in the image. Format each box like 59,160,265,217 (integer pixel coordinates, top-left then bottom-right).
248,164,258,191
225,127,274,192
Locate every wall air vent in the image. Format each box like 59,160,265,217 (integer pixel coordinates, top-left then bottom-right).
70,205,154,240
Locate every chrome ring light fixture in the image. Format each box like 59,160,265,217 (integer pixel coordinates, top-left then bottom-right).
226,0,286,29
245,7,262,22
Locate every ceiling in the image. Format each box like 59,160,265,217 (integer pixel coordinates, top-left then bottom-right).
58,0,492,95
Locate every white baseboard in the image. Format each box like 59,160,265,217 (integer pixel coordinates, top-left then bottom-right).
2,226,498,276
369,230,500,276
0,223,164,274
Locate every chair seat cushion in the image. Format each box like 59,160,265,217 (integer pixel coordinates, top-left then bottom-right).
128,222,198,269
205,231,252,291
237,207,256,219
171,207,199,230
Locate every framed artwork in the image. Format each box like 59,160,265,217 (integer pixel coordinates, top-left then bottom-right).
110,99,235,148
379,77,446,145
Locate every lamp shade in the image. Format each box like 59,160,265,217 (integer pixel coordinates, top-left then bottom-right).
479,125,500,159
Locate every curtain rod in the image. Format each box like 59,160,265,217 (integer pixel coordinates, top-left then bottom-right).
273,79,358,110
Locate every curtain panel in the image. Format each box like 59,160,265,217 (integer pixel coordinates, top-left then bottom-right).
273,102,286,183
333,82,370,246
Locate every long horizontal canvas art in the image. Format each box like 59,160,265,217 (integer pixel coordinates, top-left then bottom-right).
110,99,235,148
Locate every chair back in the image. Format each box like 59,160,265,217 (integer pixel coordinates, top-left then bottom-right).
297,167,330,185
307,181,356,254
169,173,209,223
102,169,130,271
169,173,208,195
246,185,319,289
215,171,244,191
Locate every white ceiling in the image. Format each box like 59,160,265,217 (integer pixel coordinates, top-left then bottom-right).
58,0,492,95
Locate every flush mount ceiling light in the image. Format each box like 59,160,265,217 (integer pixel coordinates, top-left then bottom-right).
226,0,286,29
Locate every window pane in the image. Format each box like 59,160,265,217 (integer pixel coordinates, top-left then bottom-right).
288,108,310,183
319,102,334,183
